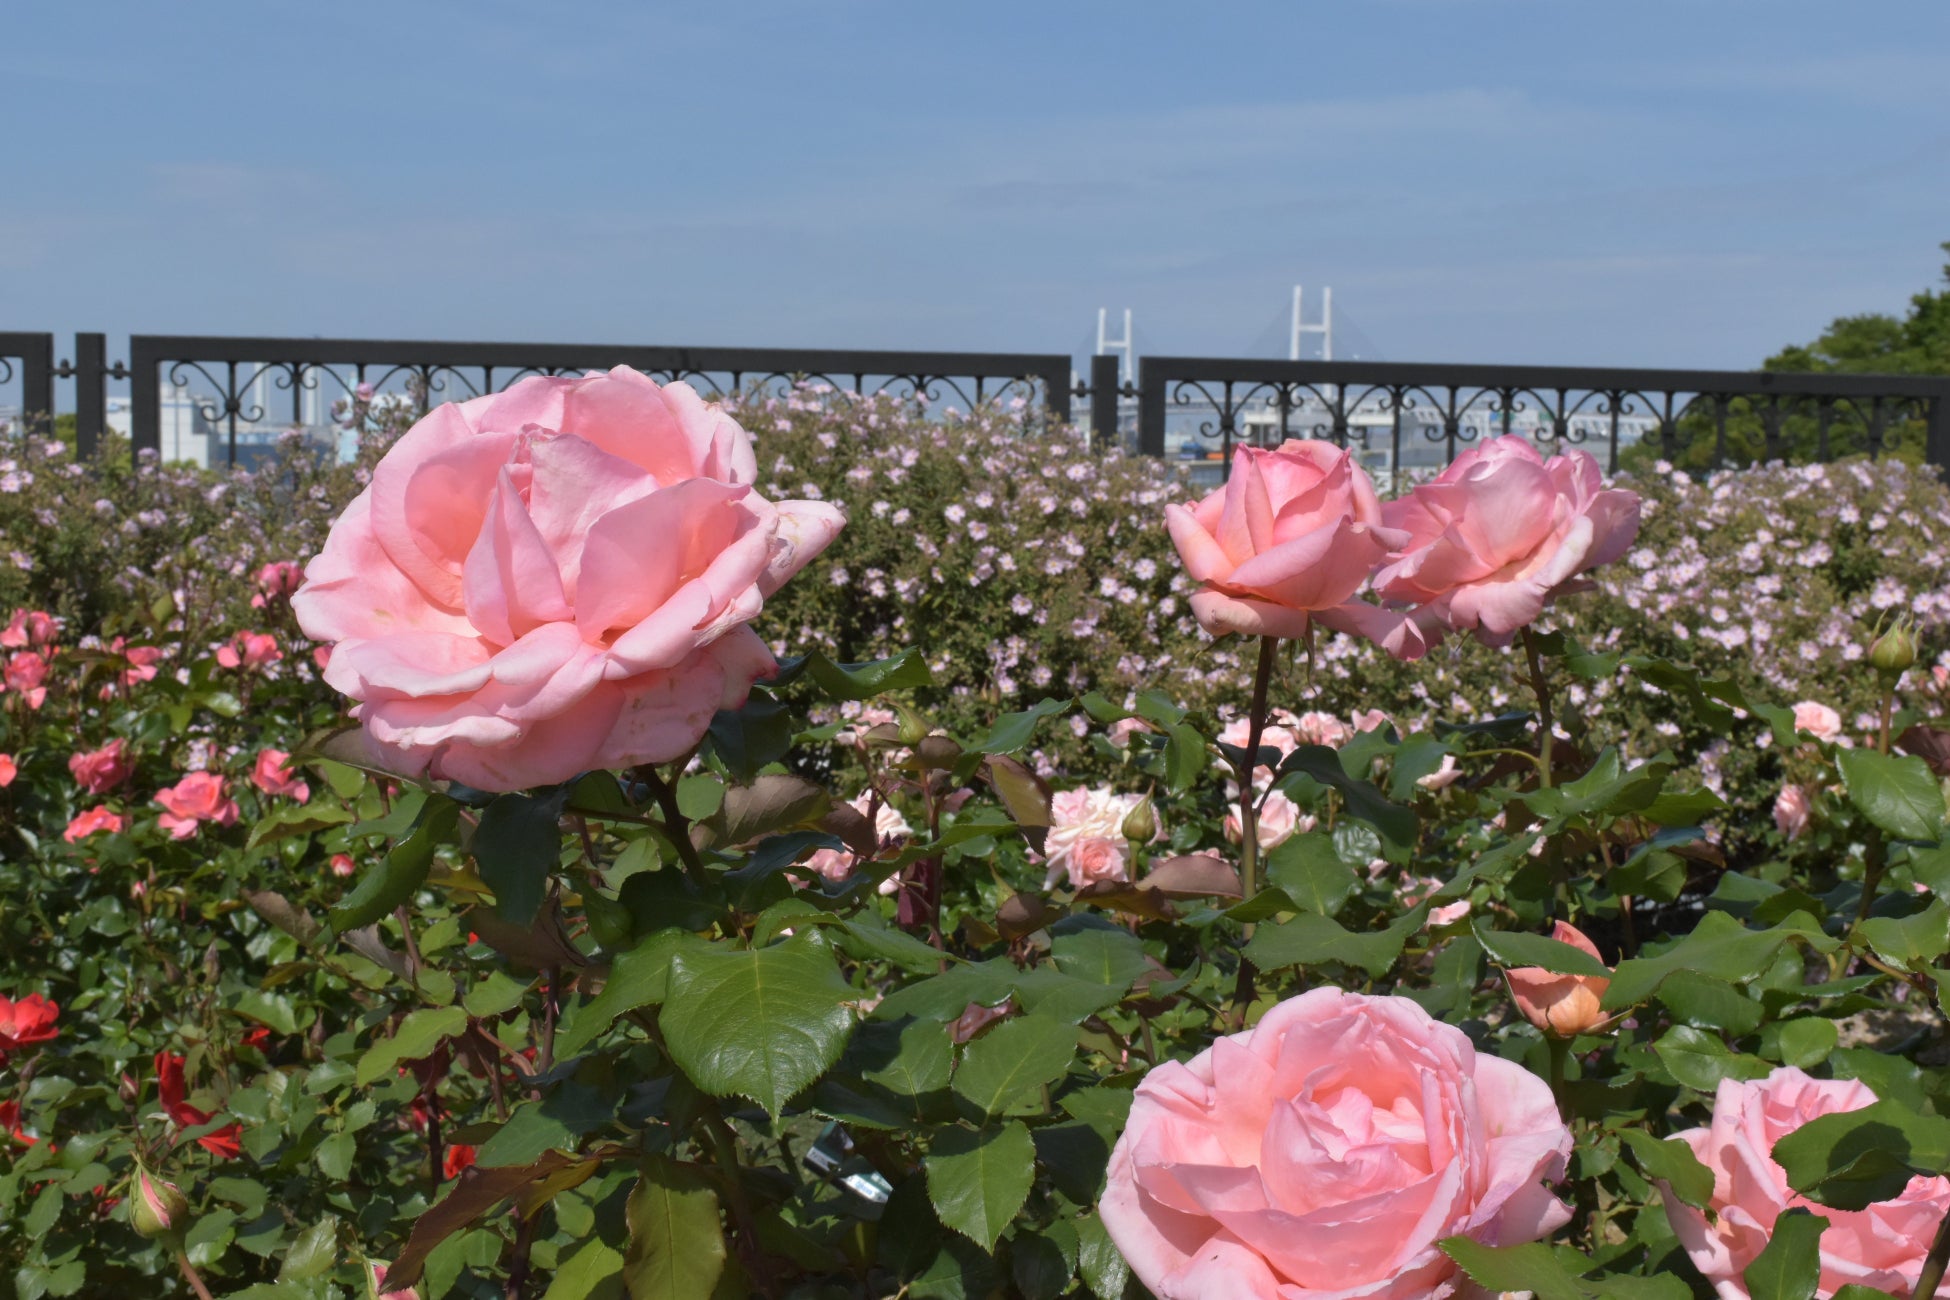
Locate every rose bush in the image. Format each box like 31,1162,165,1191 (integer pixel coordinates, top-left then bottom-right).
1,387,1949,1300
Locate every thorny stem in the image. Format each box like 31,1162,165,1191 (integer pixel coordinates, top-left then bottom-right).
1912,1202,1950,1300
637,765,711,885
1521,627,1555,790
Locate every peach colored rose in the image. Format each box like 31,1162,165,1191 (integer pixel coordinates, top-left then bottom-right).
1044,787,1141,890
250,748,311,802
1792,701,1843,743
63,805,127,843
69,739,134,795
1372,436,1640,649
1774,784,1812,841
1101,989,1572,1298
1665,1067,1950,1299
293,367,843,792
1505,921,1611,1036
1165,441,1423,655
155,772,239,839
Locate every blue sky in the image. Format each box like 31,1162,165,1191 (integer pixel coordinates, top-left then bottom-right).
7,1,1950,376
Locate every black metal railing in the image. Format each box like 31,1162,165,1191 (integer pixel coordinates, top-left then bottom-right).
0,333,53,433
111,336,1073,465
1136,357,1950,479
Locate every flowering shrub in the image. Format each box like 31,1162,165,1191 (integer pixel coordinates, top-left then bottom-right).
1,381,1949,1300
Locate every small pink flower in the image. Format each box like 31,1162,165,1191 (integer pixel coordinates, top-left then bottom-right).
1044,787,1143,890
1350,708,1392,734
1293,710,1351,749
1106,717,1156,749
1416,754,1463,792
0,753,13,788
154,772,240,839
4,652,49,709
330,853,357,878
69,739,134,796
215,631,281,672
249,561,305,609
1791,700,1843,743
1223,788,1313,851
107,638,163,690
64,805,127,843
1774,784,1812,841
0,610,57,650
250,749,310,802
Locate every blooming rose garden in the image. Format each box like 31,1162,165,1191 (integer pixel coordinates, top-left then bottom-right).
1,368,1948,1300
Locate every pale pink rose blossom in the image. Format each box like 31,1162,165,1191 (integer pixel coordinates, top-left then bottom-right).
1106,717,1156,748
1791,701,1843,743
1773,784,1812,841
1372,436,1640,651
1101,989,1572,1298
1222,788,1313,851
293,367,844,792
215,631,281,671
1350,708,1393,734
1294,710,1352,749
800,794,912,891
1665,1068,1950,1299
1044,787,1143,890
1165,441,1423,655
69,739,134,795
1416,754,1463,792
154,772,240,839
250,561,305,608
250,749,311,802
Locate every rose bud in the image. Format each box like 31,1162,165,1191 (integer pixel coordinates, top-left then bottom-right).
131,1166,189,1239
1505,920,1612,1037
1870,614,1920,683
1119,793,1158,846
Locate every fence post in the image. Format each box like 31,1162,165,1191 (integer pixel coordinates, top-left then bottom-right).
1137,360,1165,458
74,333,106,459
1089,354,1120,450
129,337,159,459
1929,387,1950,479
20,334,52,429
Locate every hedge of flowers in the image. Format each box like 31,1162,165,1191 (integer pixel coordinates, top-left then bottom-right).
0,372,1946,1300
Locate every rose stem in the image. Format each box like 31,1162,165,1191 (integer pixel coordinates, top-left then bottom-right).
1878,685,1896,756
173,1251,216,1300
1228,635,1279,1030
637,765,712,887
1521,627,1555,790
1911,1203,1950,1300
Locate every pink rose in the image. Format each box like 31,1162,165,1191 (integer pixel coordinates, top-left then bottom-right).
1101,988,1573,1298
250,748,311,802
1223,788,1313,852
1294,710,1351,749
1665,1067,1950,1299
216,631,281,671
1417,754,1463,792
69,739,134,795
1351,708,1393,734
4,652,48,709
251,561,305,608
1044,787,1141,890
154,772,240,839
1792,701,1843,743
106,638,163,691
798,794,911,890
1164,441,1419,652
1372,436,1640,649
64,806,127,843
292,367,843,792
1,610,57,649
330,853,357,878
1505,921,1611,1036
1106,717,1156,749
1774,784,1812,841
0,753,13,788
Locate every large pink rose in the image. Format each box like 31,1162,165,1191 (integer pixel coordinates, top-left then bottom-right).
1165,442,1421,655
1043,787,1142,890
1665,1067,1950,1299
1101,988,1573,1298
1372,436,1640,648
154,772,239,839
293,368,844,791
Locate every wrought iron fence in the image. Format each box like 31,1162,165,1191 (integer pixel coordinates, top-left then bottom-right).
1135,357,1950,482
12,332,1950,480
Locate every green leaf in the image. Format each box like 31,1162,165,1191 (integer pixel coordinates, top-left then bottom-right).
660,935,855,1117
1619,1130,1715,1209
1472,924,1611,979
1657,971,1763,1036
1265,833,1359,917
277,1216,339,1282
952,1015,1077,1119
474,1101,576,1168
474,788,569,926
1773,1099,1950,1211
1653,1025,1773,1092
1603,911,1833,1011
1245,902,1431,978
1075,1211,1131,1300
1743,1207,1827,1300
356,1006,468,1086
1837,748,1946,843
968,698,1070,755
328,796,459,934
542,1238,625,1300
1049,924,1148,991
1438,1239,1590,1300
925,1122,1035,1250
622,1155,727,1300
462,970,533,1020
1857,900,1950,970
707,695,794,784
1640,786,1728,827
246,802,355,850
1161,724,1207,795
771,647,932,699
858,1017,954,1102
557,930,704,1057
1275,744,1417,856
1764,1017,1839,1070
